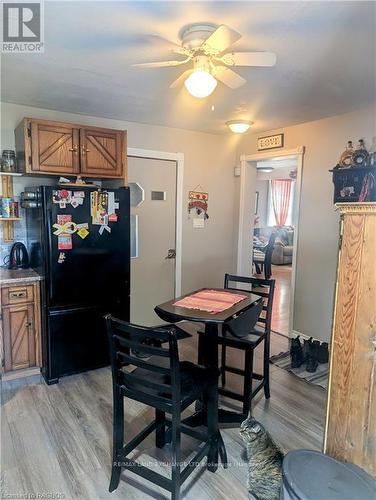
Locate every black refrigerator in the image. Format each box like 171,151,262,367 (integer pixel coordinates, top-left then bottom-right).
25,185,130,384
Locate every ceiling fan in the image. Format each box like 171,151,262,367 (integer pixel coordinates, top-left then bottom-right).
133,23,277,98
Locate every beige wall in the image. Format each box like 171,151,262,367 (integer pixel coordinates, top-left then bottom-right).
0,102,239,294
237,105,376,342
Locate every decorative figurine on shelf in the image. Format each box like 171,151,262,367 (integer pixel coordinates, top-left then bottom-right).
338,141,354,168
351,139,369,167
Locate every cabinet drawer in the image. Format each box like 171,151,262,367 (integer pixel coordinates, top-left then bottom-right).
1,285,34,305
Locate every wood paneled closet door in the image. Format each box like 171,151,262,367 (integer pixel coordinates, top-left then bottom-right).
30,121,80,174
79,127,125,178
324,202,376,476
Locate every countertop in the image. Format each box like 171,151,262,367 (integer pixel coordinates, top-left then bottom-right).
0,268,42,286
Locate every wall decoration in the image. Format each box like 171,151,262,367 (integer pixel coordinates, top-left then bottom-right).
338,141,354,168
257,133,284,151
188,188,209,223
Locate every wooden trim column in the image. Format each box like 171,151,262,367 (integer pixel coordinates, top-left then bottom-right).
324,202,376,476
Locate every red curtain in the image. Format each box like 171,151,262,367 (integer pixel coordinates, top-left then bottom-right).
271,179,293,226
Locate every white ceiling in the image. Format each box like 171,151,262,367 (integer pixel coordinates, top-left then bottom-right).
2,1,375,134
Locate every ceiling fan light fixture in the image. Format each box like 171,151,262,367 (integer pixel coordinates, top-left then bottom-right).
226,120,253,134
184,70,217,98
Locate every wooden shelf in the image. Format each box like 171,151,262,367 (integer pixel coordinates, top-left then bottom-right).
0,218,22,222
0,172,22,177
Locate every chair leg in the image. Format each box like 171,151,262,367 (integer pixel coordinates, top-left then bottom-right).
206,386,218,473
171,410,181,500
242,348,254,416
221,343,227,387
264,332,271,399
155,409,166,448
109,386,124,492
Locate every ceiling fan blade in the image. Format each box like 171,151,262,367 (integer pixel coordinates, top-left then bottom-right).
203,25,242,53
213,66,246,89
226,51,277,67
133,59,189,68
146,34,187,54
170,69,194,89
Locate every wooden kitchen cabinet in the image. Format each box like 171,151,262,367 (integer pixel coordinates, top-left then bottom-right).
324,202,376,476
15,118,127,180
79,126,125,178
2,303,36,371
1,279,42,376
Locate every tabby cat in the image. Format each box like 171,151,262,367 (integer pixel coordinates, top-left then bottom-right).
240,416,284,500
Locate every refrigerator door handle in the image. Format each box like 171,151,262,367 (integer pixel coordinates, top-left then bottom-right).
46,207,55,301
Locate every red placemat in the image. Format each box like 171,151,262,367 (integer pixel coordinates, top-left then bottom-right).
173,289,247,314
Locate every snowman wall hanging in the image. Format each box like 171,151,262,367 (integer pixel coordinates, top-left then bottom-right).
188,189,209,226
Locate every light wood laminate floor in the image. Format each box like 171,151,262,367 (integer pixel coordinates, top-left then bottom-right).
1,328,325,500
270,265,292,337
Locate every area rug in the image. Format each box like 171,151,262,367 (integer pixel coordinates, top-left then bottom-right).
270,351,328,389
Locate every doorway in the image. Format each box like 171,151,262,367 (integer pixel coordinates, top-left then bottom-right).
127,149,184,327
237,147,304,341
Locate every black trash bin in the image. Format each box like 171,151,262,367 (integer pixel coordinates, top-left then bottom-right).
281,450,376,500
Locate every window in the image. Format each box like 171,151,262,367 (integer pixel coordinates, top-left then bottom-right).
267,180,295,227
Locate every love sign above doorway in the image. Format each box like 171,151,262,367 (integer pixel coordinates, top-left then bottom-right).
258,133,284,151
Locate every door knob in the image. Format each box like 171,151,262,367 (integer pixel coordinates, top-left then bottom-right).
165,249,176,259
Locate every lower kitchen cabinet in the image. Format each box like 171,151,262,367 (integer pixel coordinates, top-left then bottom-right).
1,279,42,376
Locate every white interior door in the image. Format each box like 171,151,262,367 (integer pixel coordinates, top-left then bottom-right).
128,156,176,326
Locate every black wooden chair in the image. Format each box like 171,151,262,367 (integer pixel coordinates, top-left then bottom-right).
105,315,219,500
218,274,275,417
253,231,277,279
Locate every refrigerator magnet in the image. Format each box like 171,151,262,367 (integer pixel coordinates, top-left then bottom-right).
108,213,118,222
58,235,73,250
70,196,84,208
53,190,72,208
77,227,89,239
99,225,111,235
57,252,66,264
57,214,72,225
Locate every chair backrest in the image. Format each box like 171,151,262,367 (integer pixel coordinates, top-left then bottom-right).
105,314,181,411
224,274,275,334
264,231,277,279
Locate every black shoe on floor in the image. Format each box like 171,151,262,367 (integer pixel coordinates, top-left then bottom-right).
290,336,304,368
306,341,319,373
302,337,313,362
317,342,329,363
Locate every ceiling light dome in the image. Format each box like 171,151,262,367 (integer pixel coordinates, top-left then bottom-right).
184,70,217,98
226,120,253,134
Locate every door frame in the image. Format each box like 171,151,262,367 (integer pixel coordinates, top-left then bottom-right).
128,147,184,298
237,146,304,335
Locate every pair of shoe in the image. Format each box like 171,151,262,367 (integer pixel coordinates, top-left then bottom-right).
290,336,329,373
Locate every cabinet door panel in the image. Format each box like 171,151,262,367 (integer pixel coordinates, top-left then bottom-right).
80,127,125,178
2,304,35,372
30,121,80,174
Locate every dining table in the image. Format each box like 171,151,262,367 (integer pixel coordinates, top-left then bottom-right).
154,287,262,468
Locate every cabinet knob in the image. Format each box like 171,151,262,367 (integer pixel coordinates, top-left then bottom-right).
82,147,90,154
69,145,78,153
